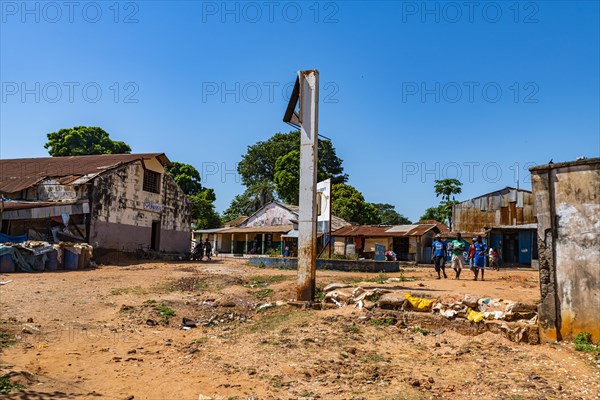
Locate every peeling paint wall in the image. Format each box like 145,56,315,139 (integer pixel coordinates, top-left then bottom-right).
89,161,191,252
242,203,296,227
532,160,600,343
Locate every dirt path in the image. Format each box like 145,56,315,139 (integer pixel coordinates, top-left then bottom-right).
1,259,598,399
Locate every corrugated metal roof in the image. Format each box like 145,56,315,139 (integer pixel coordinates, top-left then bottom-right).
223,216,249,227
335,223,439,238
334,225,393,237
405,224,437,236
1,200,77,211
0,153,169,194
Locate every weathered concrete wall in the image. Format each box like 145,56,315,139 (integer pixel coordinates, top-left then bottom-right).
248,257,401,272
531,160,600,343
89,161,191,252
243,203,295,227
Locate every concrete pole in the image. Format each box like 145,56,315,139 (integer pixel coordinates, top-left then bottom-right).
297,70,319,301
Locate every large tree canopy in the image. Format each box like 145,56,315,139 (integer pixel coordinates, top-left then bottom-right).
45,126,131,156
237,131,348,187
331,184,380,225
273,150,329,205
222,180,276,222
166,162,203,196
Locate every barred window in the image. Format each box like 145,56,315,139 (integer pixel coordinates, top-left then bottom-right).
143,170,161,194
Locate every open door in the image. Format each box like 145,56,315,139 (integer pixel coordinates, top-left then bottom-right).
151,220,161,251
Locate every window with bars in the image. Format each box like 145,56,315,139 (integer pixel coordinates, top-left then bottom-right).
143,170,161,194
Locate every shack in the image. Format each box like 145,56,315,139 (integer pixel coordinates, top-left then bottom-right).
453,187,538,266
0,153,191,253
333,223,441,262
530,157,600,343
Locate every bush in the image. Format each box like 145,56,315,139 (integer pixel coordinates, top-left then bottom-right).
574,332,600,359
266,248,281,257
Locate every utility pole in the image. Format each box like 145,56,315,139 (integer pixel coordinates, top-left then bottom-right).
283,69,319,301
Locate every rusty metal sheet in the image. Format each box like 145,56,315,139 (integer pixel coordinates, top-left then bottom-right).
0,153,169,193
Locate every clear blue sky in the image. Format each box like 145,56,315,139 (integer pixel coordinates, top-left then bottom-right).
1,1,599,221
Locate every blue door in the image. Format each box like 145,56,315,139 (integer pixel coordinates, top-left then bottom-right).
518,231,532,264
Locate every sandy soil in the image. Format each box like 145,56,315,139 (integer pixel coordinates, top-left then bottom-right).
0,259,598,400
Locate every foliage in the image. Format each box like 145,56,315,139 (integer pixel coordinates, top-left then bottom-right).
0,377,25,394
165,162,220,229
222,180,276,221
237,131,347,187
45,126,131,156
331,184,380,225
166,162,204,196
574,332,600,359
419,205,447,223
265,248,281,257
189,192,222,229
273,150,329,205
420,179,463,224
372,203,411,225
434,178,463,202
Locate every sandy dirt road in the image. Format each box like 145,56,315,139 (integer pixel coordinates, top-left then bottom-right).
1,259,598,399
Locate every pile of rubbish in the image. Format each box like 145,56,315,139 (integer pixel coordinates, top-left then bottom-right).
0,241,93,273
321,283,538,325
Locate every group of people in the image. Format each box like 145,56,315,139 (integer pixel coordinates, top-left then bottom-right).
191,238,213,261
432,233,499,281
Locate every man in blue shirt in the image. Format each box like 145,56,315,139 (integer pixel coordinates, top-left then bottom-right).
432,234,447,279
472,235,487,281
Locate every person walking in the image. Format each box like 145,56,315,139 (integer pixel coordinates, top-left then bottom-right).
204,238,212,261
489,247,499,271
432,234,447,279
472,235,487,281
451,232,466,280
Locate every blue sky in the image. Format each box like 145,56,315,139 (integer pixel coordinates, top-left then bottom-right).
1,1,599,221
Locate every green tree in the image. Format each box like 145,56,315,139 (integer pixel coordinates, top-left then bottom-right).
419,205,446,223
273,150,329,205
165,163,220,229
237,131,347,187
273,151,300,205
434,178,463,203
222,180,276,222
189,192,221,230
331,184,381,225
420,179,463,226
45,126,131,156
166,162,203,196
372,203,412,225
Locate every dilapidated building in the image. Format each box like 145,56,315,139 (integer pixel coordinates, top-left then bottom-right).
452,187,536,232
0,153,191,253
453,187,538,266
530,157,600,343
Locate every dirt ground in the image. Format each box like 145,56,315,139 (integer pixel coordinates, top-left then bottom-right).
1,259,599,400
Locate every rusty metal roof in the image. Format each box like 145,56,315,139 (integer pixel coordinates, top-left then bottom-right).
334,223,439,237
0,153,170,194
416,219,450,232
1,200,78,211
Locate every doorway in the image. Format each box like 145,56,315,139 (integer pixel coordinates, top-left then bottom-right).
151,220,161,251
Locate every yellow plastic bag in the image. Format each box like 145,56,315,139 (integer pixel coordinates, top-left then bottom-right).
467,307,485,323
404,293,436,311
